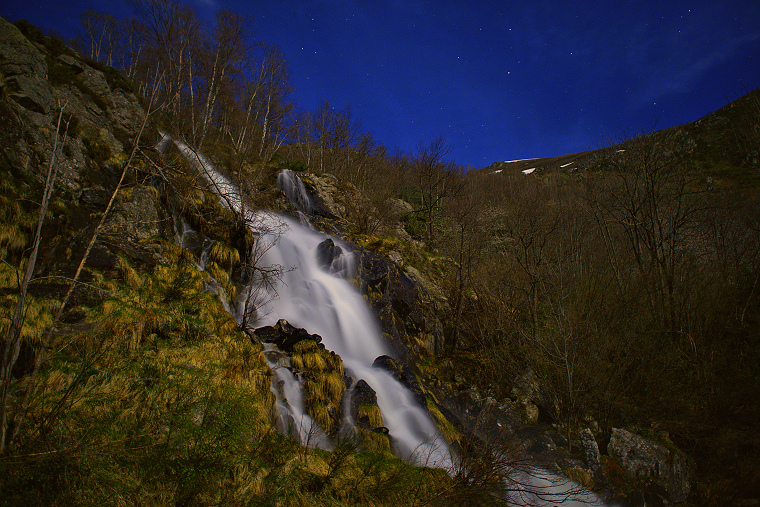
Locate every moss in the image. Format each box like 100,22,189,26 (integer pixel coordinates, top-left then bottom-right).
47,56,78,86
82,131,113,165
426,398,460,445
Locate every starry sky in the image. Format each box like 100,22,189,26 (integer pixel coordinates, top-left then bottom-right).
2,0,759,168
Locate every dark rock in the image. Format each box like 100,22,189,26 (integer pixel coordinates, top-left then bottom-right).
0,18,54,117
526,432,555,456
510,369,560,423
315,238,342,271
550,432,569,448
619,481,671,507
80,187,112,209
353,379,377,406
253,319,323,352
108,185,167,241
608,427,694,503
372,355,425,406
350,379,387,441
352,246,445,358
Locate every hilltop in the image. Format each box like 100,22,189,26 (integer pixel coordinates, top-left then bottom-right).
480,86,760,187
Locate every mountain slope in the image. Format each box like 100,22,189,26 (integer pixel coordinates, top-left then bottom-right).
479,86,760,187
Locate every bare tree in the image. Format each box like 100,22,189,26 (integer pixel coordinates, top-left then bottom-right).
409,135,463,245
593,131,706,349
195,9,250,146
78,10,118,65
1,103,69,453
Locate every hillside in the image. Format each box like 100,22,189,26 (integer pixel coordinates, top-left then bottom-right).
479,86,760,187
1,16,759,507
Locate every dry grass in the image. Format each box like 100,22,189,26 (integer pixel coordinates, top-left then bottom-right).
208,241,240,271
357,404,384,428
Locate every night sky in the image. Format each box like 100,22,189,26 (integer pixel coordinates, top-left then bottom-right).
2,0,759,168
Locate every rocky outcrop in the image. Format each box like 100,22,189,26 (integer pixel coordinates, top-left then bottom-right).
0,17,146,195
315,238,343,271
608,427,695,503
510,369,560,424
353,247,446,358
253,319,324,352
0,18,54,118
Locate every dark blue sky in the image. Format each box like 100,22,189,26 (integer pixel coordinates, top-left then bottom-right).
3,0,759,168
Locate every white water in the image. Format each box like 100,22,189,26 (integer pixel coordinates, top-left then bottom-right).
277,169,314,215
165,134,608,504
263,344,332,448
252,212,452,468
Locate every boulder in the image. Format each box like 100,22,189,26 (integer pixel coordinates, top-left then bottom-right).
608,427,694,503
510,369,560,423
579,428,606,484
253,319,323,352
315,238,343,271
352,379,377,406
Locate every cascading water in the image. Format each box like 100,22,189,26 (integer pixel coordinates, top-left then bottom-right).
251,211,452,467
164,134,609,506
277,169,314,216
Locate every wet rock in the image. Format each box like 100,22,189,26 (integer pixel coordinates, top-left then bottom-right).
253,319,323,353
354,247,446,357
316,238,342,270
353,379,377,406
263,349,289,369
608,427,694,503
372,355,425,406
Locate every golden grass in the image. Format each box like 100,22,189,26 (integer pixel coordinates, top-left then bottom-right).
302,351,328,371
0,222,29,258
207,260,237,299
0,294,60,347
357,427,391,452
0,260,21,289
209,241,240,271
357,404,383,428
293,339,318,353
118,256,144,288
426,398,460,445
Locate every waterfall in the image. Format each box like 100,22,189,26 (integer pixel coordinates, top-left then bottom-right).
277,168,315,215
252,212,451,467
164,135,609,506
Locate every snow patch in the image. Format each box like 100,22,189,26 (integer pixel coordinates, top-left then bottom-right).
522,168,536,175
560,162,574,168
504,157,538,163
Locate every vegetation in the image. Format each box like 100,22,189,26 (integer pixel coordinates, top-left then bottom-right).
2,6,760,506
